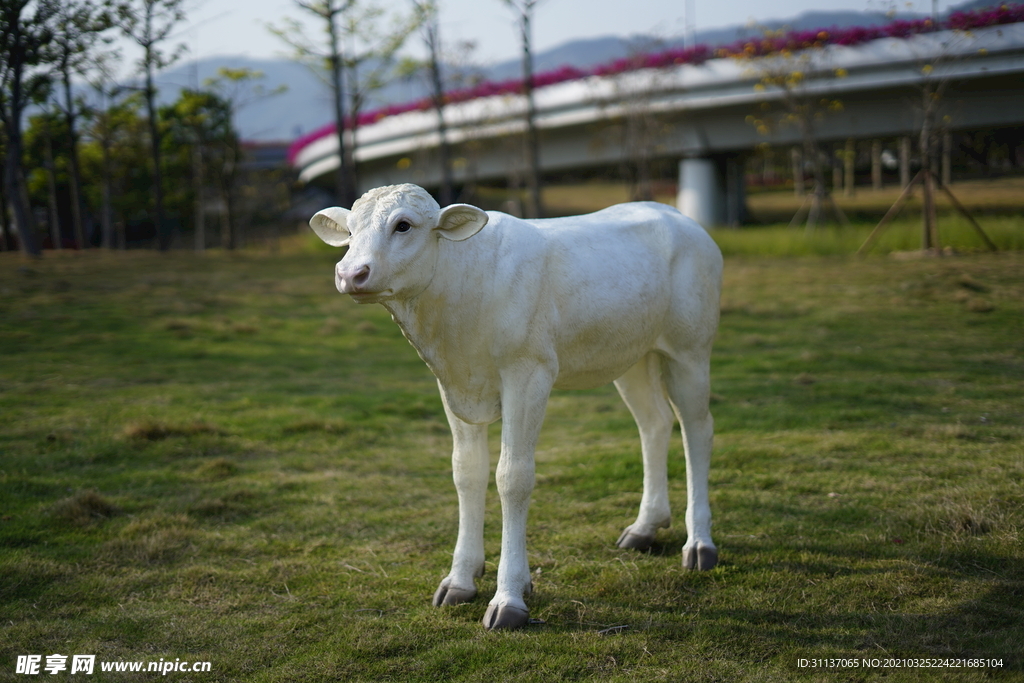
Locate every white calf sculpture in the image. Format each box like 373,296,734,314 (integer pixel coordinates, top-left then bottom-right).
310,184,723,630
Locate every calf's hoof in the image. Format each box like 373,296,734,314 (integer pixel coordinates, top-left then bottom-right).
682,544,718,571
432,582,477,607
616,528,656,551
482,602,530,631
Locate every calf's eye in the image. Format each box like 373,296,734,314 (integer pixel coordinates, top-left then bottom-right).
395,221,411,233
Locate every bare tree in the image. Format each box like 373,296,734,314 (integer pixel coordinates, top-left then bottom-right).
407,0,453,205
400,4,482,205
499,0,543,218
858,30,996,254
270,0,356,206
120,0,186,251
273,1,416,203
618,38,673,201
339,2,419,195
0,0,58,256
746,43,849,231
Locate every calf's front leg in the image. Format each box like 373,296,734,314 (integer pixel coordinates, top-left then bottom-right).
482,367,553,630
433,391,489,607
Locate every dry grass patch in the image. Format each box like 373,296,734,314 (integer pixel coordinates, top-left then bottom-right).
928,496,1003,539
955,273,990,293
282,419,350,435
966,297,996,313
50,490,119,526
122,420,222,441
356,320,378,334
194,458,239,480
163,318,194,334
105,514,200,565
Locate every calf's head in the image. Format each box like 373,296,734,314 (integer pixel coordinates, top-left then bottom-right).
310,184,489,304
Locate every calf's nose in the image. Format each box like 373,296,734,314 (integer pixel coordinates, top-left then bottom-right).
336,264,371,293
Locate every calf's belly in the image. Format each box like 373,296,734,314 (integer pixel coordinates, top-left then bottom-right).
552,362,641,391
551,329,660,391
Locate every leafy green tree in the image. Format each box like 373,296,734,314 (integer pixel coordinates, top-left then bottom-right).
160,88,237,251
79,93,152,248
23,108,67,249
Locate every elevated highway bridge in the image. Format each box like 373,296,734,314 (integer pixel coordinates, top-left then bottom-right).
291,23,1024,225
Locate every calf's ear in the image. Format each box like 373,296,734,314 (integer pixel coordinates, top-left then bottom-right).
309,207,352,247
435,204,488,241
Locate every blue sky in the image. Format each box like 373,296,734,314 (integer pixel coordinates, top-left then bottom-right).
123,0,949,74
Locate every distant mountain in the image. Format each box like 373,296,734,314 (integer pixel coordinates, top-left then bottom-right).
154,57,331,143
154,55,445,142
157,3,996,142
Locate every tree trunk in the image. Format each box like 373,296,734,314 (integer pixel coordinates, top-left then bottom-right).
145,54,169,250
220,142,238,250
328,17,354,207
519,6,543,218
5,140,40,257
427,20,453,206
942,131,952,187
1,68,40,257
871,139,882,190
101,128,114,250
899,136,911,189
922,167,939,249
0,161,10,251
62,74,86,249
920,84,938,250
844,138,855,197
791,147,803,196
347,62,362,198
802,127,827,231
42,128,63,250
193,139,205,252
116,214,126,250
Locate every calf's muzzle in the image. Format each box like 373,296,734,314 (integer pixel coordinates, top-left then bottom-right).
336,263,371,294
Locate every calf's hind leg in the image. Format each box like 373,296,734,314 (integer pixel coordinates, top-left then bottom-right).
613,352,675,551
663,353,718,571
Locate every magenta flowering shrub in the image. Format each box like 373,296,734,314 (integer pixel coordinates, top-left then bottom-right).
288,3,1023,164
948,2,1024,29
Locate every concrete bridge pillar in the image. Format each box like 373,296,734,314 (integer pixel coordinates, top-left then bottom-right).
676,156,747,229
677,158,721,228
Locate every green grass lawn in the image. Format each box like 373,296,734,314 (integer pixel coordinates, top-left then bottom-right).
1,240,1022,681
